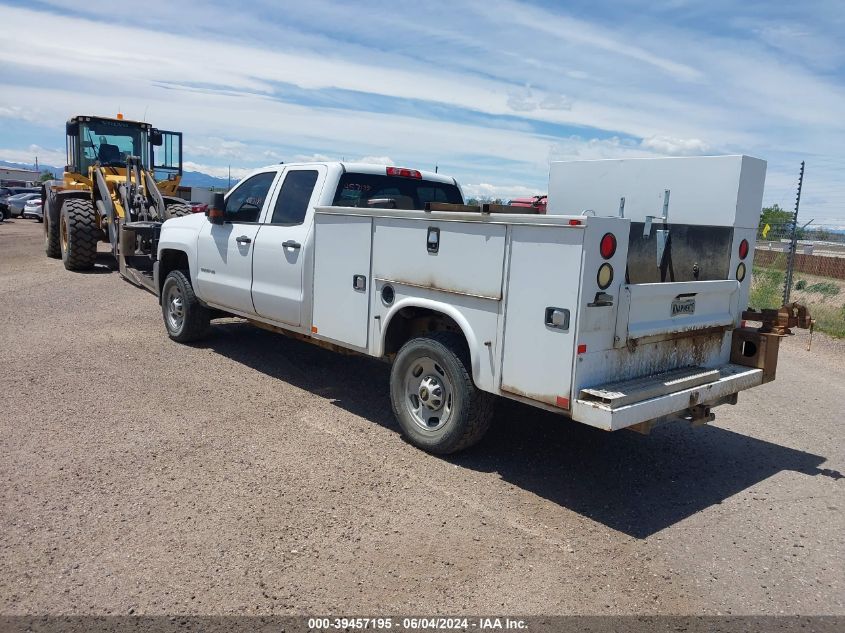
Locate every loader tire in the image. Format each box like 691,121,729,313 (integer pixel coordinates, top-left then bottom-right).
44,196,61,258
161,270,210,343
60,198,99,271
164,203,191,219
390,331,495,455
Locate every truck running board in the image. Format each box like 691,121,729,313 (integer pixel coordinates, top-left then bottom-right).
579,366,720,410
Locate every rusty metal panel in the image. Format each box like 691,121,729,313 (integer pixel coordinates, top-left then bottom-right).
730,328,780,383
615,279,740,346
372,217,506,300
500,225,583,406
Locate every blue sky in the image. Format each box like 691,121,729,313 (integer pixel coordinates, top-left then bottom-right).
0,0,843,224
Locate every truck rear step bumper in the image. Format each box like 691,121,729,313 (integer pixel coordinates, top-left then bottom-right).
572,364,763,431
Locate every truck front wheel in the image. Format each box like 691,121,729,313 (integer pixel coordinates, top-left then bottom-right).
390,332,495,454
161,270,210,343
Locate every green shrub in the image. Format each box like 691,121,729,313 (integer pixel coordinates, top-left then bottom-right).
804,281,839,297
795,279,806,290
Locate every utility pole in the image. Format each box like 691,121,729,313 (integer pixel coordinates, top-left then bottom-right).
782,161,805,305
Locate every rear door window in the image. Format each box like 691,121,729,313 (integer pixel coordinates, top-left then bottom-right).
269,170,319,225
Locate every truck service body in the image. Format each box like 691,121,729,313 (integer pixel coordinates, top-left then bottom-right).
152,156,783,453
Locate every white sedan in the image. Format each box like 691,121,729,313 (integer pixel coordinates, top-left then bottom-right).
22,198,43,221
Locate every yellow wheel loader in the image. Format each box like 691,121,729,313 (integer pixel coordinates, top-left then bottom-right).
42,114,190,289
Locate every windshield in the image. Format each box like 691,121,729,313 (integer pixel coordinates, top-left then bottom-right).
79,119,149,171
332,173,463,210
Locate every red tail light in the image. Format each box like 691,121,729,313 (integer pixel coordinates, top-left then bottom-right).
738,238,749,260
386,167,421,179
600,233,617,259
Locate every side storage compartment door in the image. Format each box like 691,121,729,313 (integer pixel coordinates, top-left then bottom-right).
500,225,584,408
372,218,506,299
312,213,373,350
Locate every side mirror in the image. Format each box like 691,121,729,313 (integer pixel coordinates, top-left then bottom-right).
65,121,78,137
208,192,226,225
150,130,163,146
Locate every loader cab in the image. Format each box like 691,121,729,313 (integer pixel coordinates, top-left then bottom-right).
65,116,150,175
64,115,182,182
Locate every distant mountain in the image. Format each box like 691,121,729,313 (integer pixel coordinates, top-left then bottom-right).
180,170,229,188
0,160,62,178
1,160,229,189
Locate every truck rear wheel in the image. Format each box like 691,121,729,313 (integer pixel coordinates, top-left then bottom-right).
164,203,191,219
161,270,210,343
60,199,98,270
390,332,495,454
44,196,61,258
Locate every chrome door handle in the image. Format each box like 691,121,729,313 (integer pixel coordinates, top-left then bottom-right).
282,240,301,249
235,235,252,244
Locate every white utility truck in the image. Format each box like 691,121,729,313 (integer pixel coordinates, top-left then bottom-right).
152,157,794,454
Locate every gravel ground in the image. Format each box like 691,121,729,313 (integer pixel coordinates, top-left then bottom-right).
1,218,842,615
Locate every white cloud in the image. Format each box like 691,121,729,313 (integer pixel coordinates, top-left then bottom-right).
0,144,66,166
357,156,394,165
0,1,843,220
462,183,539,199
182,162,251,180
640,135,711,156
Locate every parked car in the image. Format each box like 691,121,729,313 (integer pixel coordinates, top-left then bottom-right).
22,197,43,221
188,201,208,213
0,186,39,209
6,192,41,218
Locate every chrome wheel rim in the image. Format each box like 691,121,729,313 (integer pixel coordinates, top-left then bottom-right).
404,356,453,431
165,284,185,332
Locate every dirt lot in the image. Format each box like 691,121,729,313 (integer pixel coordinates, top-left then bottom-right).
1,218,843,615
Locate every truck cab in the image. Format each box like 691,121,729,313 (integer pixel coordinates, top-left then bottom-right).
156,162,463,337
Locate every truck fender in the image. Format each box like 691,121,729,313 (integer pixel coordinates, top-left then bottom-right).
379,297,484,385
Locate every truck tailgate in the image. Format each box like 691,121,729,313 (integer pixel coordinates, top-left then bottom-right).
614,280,740,346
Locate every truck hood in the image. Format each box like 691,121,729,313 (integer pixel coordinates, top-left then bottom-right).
163,211,207,230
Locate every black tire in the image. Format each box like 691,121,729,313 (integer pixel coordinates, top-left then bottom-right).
0,208,5,222
390,332,495,454
164,203,192,219
60,199,99,271
44,196,61,258
161,270,210,343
